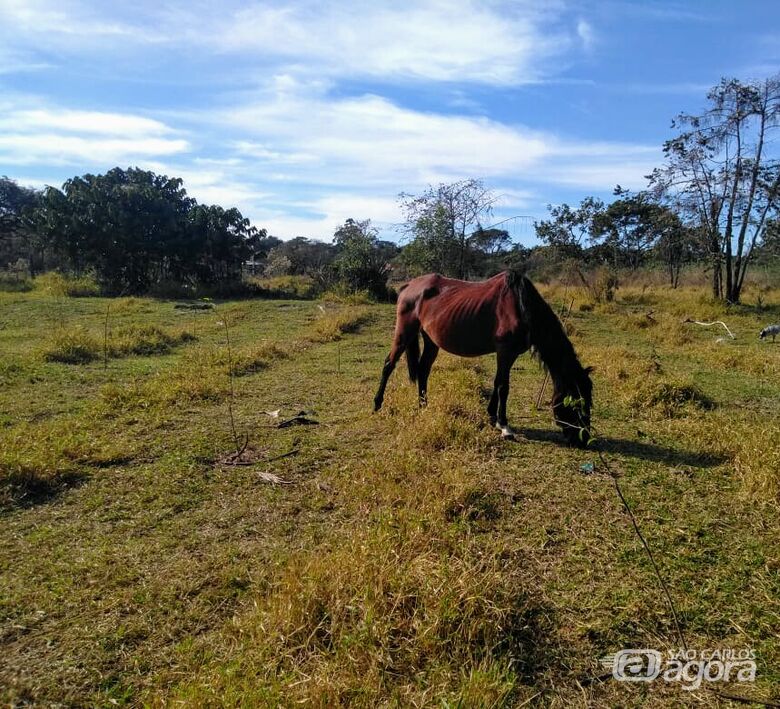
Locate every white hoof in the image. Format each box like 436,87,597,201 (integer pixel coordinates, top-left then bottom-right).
494,422,516,440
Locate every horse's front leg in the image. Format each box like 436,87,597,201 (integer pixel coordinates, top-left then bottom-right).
487,374,500,426
492,348,519,439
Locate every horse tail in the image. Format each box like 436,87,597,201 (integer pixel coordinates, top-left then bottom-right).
406,327,420,382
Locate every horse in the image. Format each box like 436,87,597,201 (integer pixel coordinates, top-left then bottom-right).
373,269,593,447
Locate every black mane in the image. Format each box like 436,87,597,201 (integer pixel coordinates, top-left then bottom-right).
509,270,593,444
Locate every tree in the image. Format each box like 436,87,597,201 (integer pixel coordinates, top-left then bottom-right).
535,197,605,261
650,210,703,288
271,237,335,276
34,167,260,293
0,177,43,274
398,179,496,278
648,75,780,302
469,225,511,256
399,203,457,276
333,218,394,299
187,204,258,285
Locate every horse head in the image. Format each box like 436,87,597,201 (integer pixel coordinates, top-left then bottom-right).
552,365,593,448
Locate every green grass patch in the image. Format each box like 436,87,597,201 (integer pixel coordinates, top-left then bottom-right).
1,287,780,705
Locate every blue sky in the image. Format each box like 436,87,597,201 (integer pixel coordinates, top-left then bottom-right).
1,0,778,244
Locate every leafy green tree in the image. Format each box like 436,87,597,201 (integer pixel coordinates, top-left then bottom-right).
272,237,335,276
333,218,394,299
399,203,457,276
469,225,511,256
34,167,260,293
0,177,43,274
534,197,605,260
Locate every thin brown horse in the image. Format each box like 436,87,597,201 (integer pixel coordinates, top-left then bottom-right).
374,269,593,447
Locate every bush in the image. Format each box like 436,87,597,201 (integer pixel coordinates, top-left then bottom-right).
248,275,320,299
35,272,101,297
0,272,33,292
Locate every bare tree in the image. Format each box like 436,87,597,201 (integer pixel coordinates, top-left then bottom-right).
648,75,780,302
398,179,496,278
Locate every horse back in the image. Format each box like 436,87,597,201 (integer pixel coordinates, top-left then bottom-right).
397,272,524,357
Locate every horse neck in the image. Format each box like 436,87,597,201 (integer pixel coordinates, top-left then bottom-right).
512,272,584,391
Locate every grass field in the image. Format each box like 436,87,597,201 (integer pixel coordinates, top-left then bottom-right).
1,282,779,706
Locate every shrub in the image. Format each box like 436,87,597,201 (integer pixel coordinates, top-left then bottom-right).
35,272,101,297
0,272,33,292
249,275,320,300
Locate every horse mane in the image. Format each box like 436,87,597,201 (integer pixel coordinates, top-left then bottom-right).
508,269,589,390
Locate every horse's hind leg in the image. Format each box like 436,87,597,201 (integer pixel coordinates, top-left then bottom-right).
374,321,416,411
374,348,401,411
417,331,439,406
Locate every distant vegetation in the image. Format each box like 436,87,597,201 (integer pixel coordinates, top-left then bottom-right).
1,75,779,303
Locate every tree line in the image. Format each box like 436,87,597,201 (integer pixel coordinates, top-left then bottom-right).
2,75,779,302
2,168,261,295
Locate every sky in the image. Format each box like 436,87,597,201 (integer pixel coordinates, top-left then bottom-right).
1,0,779,244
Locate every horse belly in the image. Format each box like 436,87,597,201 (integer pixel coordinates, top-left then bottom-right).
423,311,497,357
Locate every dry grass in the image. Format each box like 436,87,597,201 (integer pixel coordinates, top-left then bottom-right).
98,355,227,413
309,306,375,342
40,327,102,363
164,360,538,706
219,341,291,376
730,424,780,504
34,272,101,297
630,380,716,418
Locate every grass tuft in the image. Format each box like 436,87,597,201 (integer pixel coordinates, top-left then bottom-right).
41,327,101,363
734,425,780,504
631,380,716,418
0,421,131,508
309,306,375,342
42,325,196,364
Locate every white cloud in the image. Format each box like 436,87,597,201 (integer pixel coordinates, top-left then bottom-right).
0,0,585,86
0,83,660,239
216,0,571,85
0,105,189,166
211,78,658,194
576,19,595,51
0,0,149,41
0,109,175,137
218,83,553,188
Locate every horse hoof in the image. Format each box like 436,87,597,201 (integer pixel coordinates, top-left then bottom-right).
494,422,516,440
